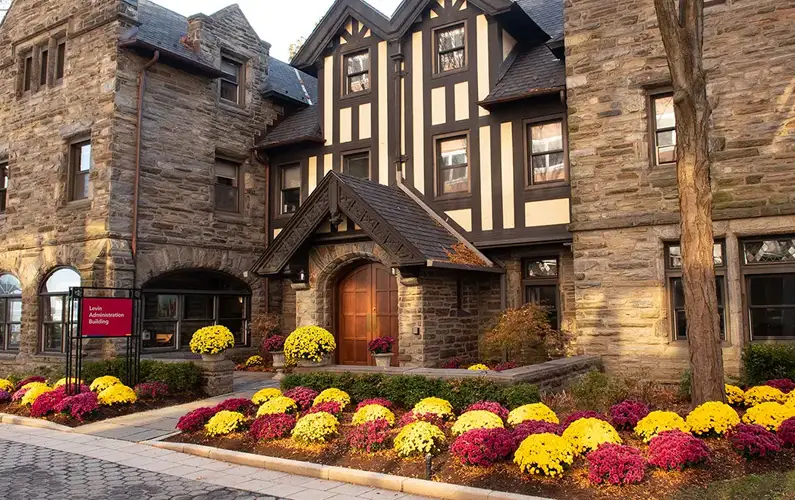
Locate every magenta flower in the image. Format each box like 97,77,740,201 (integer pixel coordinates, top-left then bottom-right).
347,418,392,453
355,398,394,411
610,400,650,430
648,430,710,470
176,407,218,432
728,423,782,459
283,386,318,411
249,413,296,441
451,428,516,466
560,410,609,432
464,401,509,420
587,443,647,485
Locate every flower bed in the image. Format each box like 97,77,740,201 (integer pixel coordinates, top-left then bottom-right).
167,379,795,500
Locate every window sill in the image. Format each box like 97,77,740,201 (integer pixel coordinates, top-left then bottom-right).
669,339,733,348
218,101,251,117
0,352,18,360
60,199,91,211
214,212,248,225
32,353,66,361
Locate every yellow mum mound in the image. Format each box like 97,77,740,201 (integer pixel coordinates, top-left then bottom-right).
98,384,137,406
189,325,235,355
742,402,795,431
413,397,455,420
785,392,795,409
467,364,490,371
54,377,84,388
252,387,282,405
394,421,446,458
256,396,298,416
508,403,559,426
451,410,504,436
205,410,245,436
245,355,265,367
686,401,740,436
561,418,621,456
313,388,351,410
725,384,745,406
20,384,53,406
744,385,785,406
284,326,336,363
292,412,339,444
0,378,15,393
352,404,396,426
90,376,121,393
634,410,689,443
514,433,574,477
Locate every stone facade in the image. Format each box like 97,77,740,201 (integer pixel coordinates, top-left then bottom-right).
565,0,795,380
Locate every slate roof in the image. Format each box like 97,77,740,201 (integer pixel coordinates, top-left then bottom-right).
256,105,322,149
481,43,565,106
263,57,318,106
515,0,564,41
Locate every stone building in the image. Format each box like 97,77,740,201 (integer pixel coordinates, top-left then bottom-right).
0,0,307,371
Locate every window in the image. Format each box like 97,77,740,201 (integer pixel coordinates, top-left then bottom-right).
214,159,240,212
70,140,92,201
23,54,33,92
0,274,22,351
436,135,469,195
39,49,49,86
280,163,301,215
435,23,466,73
55,41,66,80
650,92,676,165
344,50,370,95
522,258,560,330
0,161,7,214
343,151,370,180
40,268,81,353
742,237,795,340
220,56,244,105
666,242,726,341
527,120,566,185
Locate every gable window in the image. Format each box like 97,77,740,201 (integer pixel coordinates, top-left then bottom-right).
69,140,92,201
40,268,81,353
666,242,726,341
280,163,301,215
0,274,22,352
23,54,33,92
220,56,244,105
742,236,795,340
527,119,566,185
214,159,241,213
0,161,7,214
344,50,370,95
55,41,66,81
650,91,676,165
435,23,466,73
343,151,370,180
436,135,469,196
523,258,560,330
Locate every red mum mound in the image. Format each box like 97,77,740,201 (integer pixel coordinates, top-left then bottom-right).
610,400,650,430
176,407,218,432
728,423,782,459
587,443,647,486
347,418,392,453
451,428,516,466
648,430,710,470
283,387,319,411
464,401,509,420
249,413,296,441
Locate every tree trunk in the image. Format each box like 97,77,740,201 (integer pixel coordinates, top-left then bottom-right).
654,0,725,404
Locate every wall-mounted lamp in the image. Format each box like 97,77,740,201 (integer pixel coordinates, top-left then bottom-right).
298,269,306,283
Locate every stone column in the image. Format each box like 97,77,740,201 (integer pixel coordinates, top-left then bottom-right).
196,359,235,396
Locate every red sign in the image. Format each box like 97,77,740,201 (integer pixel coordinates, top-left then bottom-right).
80,298,134,337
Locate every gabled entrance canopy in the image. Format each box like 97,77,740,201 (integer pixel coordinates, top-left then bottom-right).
251,172,496,276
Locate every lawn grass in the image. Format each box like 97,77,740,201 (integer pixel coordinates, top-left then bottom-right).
675,469,795,500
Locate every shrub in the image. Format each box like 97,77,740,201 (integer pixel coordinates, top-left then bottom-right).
307,401,343,419
685,401,740,437
215,398,256,416
728,423,782,459
245,355,265,367
493,361,518,372
189,325,235,355
347,418,392,453
15,376,46,390
0,390,10,403
745,385,786,406
512,420,560,444
380,375,448,409
610,400,650,430
252,388,282,405
263,335,286,353
90,376,121,393
765,379,795,394
514,433,574,477
742,402,795,431
30,387,67,417
21,384,53,406
467,364,489,371
778,417,795,447
284,326,336,363
57,391,99,421
742,343,795,386
450,428,515,466
256,396,298,417
393,421,446,458
480,303,569,366
725,384,745,406
205,410,245,436
679,369,692,401
452,410,504,436
569,370,629,413
648,430,710,470
177,407,217,432
634,411,690,443
445,378,506,411
0,378,14,393
560,411,608,432
283,387,318,411
413,397,454,420
292,412,339,444
355,398,394,411
134,382,169,399
587,443,647,486
397,411,446,428
464,401,509,420
500,383,540,410
314,388,351,410
249,413,296,441
507,403,558,426
561,418,622,456
352,404,395,426
98,384,137,406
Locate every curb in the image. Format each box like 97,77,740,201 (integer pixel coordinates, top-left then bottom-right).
0,413,74,432
143,440,550,500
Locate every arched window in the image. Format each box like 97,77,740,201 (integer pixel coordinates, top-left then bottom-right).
0,274,22,351
39,268,80,353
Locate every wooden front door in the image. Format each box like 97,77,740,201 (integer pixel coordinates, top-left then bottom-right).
338,263,399,365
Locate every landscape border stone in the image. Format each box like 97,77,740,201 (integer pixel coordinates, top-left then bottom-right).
0,413,74,432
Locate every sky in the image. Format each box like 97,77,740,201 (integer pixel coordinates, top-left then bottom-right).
0,1,404,62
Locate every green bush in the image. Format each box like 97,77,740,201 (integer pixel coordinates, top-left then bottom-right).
742,344,795,386
500,383,541,409
569,369,629,412
679,369,692,401
81,359,202,393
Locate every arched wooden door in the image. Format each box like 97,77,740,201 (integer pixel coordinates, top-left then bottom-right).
338,263,399,365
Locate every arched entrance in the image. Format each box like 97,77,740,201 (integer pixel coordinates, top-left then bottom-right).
337,262,398,365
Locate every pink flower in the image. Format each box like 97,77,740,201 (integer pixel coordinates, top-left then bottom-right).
451,428,516,466
347,418,392,453
134,382,169,399
56,391,99,422
648,430,710,470
355,398,394,411
398,411,446,428
493,361,518,372
560,410,608,432
249,413,296,441
464,401,509,420
214,398,256,416
30,388,68,418
307,401,343,418
263,335,286,352
765,379,795,394
728,423,782,459
778,417,795,448
587,443,647,485
283,387,318,411
15,376,46,390
512,420,560,445
176,407,218,432
610,400,650,430
367,337,396,354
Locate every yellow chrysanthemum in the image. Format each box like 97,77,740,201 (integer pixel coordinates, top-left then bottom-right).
685,401,740,436
20,384,53,406
352,404,396,426
252,388,282,405
90,376,121,393
245,355,265,367
744,385,786,406
785,392,795,409
725,384,745,406
451,410,504,436
561,418,622,456
507,403,559,426
467,364,490,371
189,325,235,355
394,421,446,458
313,388,351,410
292,412,339,444
742,402,795,431
514,433,574,477
97,384,137,406
256,396,298,416
634,410,689,443
284,326,336,363
54,377,84,388
205,410,245,436
413,397,455,420
0,378,14,393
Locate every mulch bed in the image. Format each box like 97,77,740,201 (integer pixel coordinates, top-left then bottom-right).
0,393,201,428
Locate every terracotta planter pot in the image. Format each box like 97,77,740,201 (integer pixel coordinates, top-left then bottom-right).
296,352,333,367
201,353,225,362
372,353,393,367
271,351,286,368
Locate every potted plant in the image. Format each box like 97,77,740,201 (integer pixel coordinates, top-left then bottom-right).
263,335,287,368
189,325,235,361
284,326,336,367
368,336,396,367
